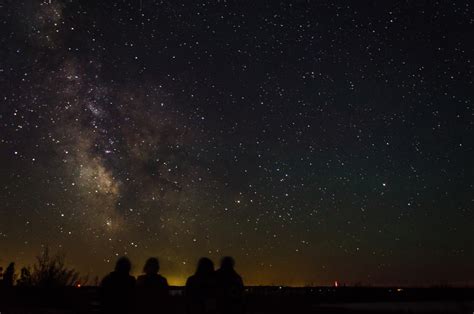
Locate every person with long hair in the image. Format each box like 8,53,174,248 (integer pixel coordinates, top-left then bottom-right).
215,257,244,314
185,257,217,314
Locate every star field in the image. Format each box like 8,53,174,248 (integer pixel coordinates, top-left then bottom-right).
0,1,473,286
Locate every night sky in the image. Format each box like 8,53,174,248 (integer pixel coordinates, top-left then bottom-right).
1,1,473,286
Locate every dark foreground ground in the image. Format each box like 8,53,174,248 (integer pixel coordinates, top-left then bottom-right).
0,286,473,314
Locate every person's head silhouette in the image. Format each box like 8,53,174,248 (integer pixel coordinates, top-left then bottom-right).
195,257,214,276
115,256,132,274
220,256,235,271
143,257,160,275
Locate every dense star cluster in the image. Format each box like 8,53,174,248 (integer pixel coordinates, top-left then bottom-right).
0,1,473,286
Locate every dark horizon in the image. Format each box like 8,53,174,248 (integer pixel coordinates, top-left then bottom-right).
2,252,474,288
1,1,473,287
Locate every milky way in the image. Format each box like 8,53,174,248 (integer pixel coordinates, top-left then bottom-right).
0,1,473,286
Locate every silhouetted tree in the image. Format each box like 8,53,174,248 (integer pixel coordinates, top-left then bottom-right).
17,267,33,287
93,275,100,286
2,262,16,287
30,247,81,287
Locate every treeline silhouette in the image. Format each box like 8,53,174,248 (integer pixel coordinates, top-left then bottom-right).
1,248,83,288
1,248,244,314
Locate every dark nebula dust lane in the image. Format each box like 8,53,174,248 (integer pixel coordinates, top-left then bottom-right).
0,1,473,286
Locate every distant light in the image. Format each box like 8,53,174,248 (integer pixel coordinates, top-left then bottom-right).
334,280,339,287
397,288,403,292
76,283,81,288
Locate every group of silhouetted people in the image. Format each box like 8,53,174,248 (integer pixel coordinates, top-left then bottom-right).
100,256,244,314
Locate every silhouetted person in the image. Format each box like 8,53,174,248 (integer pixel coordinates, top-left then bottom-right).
215,257,244,314
136,257,169,313
185,257,217,314
100,257,136,314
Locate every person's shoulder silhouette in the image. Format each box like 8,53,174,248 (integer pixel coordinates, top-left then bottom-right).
215,256,244,314
100,257,136,314
137,272,168,289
